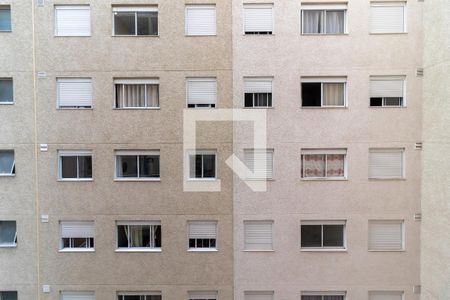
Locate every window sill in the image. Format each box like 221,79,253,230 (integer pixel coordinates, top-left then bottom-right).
243,249,275,252
243,34,274,36
57,107,93,110
301,178,348,181
113,107,161,110
54,35,91,37
0,174,15,177
0,244,17,248
0,30,12,33
187,178,218,182
301,106,347,109
58,178,93,182
369,106,407,109
244,178,274,181
300,248,347,252
368,178,406,181
185,34,217,37
59,248,95,253
368,249,405,252
301,33,349,36
115,248,162,253
242,106,274,109
188,248,218,252
0,102,14,105
114,178,161,182
112,34,160,37
369,32,408,35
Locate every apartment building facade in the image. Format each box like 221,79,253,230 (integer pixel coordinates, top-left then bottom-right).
1,0,447,300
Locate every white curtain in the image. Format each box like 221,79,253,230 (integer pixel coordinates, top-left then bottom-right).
326,11,345,34
116,84,159,108
323,83,344,106
303,10,322,33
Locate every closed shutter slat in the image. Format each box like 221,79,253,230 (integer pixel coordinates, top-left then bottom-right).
61,221,94,238
369,221,403,251
245,292,274,300
369,149,403,178
187,80,217,105
57,79,92,107
244,80,272,93
244,221,273,250
188,222,217,239
370,79,404,98
244,7,273,32
61,292,95,300
244,150,273,179
186,6,216,36
370,5,405,33
55,6,91,36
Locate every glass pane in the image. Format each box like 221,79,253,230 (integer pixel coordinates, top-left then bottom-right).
303,10,322,33
324,296,344,300
189,238,195,248
384,97,402,106
302,154,325,178
301,297,322,300
89,237,94,248
195,155,203,178
254,93,270,107
130,225,149,247
0,221,16,245
61,156,78,178
62,238,70,248
137,11,158,35
0,150,14,175
117,155,138,177
0,79,13,102
1,291,18,300
117,225,129,247
323,225,344,247
154,225,161,247
326,10,345,34
148,296,162,300
72,238,88,248
147,84,159,107
323,83,345,106
78,156,92,178
370,97,382,106
114,12,136,35
139,155,160,178
123,84,146,107
301,82,321,106
0,8,11,31
202,154,216,178
326,154,345,177
123,296,140,300
244,93,254,107
301,225,322,247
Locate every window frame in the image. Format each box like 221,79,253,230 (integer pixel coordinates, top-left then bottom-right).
243,77,274,108
300,4,348,35
114,150,161,181
113,78,160,109
301,77,347,108
368,148,405,179
300,220,347,251
0,220,17,248
56,77,93,109
115,221,162,252
59,221,95,252
54,5,91,37
369,76,406,108
186,150,217,180
112,6,159,36
301,149,347,180
243,148,274,180
186,78,217,109
187,221,218,252
0,5,12,32
0,78,13,104
0,150,15,177
0,291,18,300
58,150,93,181
368,220,405,252
370,2,407,34
185,5,217,36
243,220,274,251
243,4,274,35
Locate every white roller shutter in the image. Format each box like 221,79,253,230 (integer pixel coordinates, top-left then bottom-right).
370,3,405,33
244,149,273,179
369,291,404,300
61,292,95,300
244,291,274,300
186,6,216,36
244,79,272,94
188,291,218,300
188,222,217,239
57,78,93,108
244,5,273,33
370,77,404,98
369,221,403,251
369,149,404,179
61,221,94,238
186,79,217,105
55,6,91,36
244,221,273,250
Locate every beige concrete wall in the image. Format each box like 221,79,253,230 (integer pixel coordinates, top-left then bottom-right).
421,1,450,299
233,0,422,299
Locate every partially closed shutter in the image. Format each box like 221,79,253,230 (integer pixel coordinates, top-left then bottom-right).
370,3,405,33
186,6,216,36
369,221,403,251
61,292,95,300
369,149,404,179
244,221,273,250
55,6,91,36
188,291,218,300
61,221,94,238
188,222,217,239
244,149,273,179
244,79,272,94
186,79,217,105
57,78,93,108
370,77,404,98
244,5,273,33
369,291,404,300
245,291,274,300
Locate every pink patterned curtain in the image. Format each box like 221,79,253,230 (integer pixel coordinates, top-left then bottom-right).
303,154,325,177
326,154,344,177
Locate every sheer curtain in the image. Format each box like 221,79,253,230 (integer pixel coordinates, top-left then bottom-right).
326,154,345,177
303,10,322,33
131,225,143,247
323,83,345,106
303,155,325,177
325,10,345,34
147,85,159,107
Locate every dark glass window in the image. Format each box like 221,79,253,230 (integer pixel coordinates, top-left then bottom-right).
0,79,13,103
60,155,92,179
244,93,272,107
114,10,158,36
0,6,11,31
301,224,345,248
189,153,216,178
116,154,160,179
301,225,322,247
301,82,321,106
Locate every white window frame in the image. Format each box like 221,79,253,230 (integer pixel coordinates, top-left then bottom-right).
56,78,93,109
186,78,217,108
54,5,91,37
0,220,17,248
301,149,348,180
301,77,347,108
185,5,217,36
0,150,15,177
369,76,406,107
59,221,95,252
0,5,12,32
243,77,274,108
113,78,160,109
186,150,218,181
188,291,218,300
187,221,218,252
115,221,162,252
243,4,274,35
0,78,13,104
114,150,161,181
117,292,162,300
60,291,95,300
300,4,348,35
368,148,405,179
369,291,404,300
301,291,347,300
58,150,93,181
112,6,159,36
300,220,347,251
370,2,407,34
368,220,405,252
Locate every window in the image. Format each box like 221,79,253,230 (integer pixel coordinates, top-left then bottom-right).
0,150,15,176
188,291,218,300
61,291,95,300
369,148,404,179
301,292,346,300
114,79,159,108
113,7,158,36
55,5,91,36
370,76,405,107
186,5,216,36
188,221,217,250
244,149,273,179
60,221,94,251
370,2,406,34
245,291,274,300
0,221,17,247
301,4,347,34
188,150,216,179
0,79,13,103
244,221,273,251
57,78,93,109
0,292,17,300
369,291,403,300
186,78,217,108
301,149,347,179
117,221,161,250
0,6,11,32
118,292,162,300
58,150,92,180
369,220,404,251
244,78,273,108
243,4,273,34
301,221,346,249
115,151,160,180
301,77,346,107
